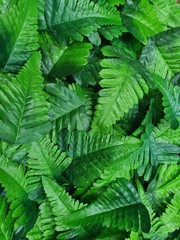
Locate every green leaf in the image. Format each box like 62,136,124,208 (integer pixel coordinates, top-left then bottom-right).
26,216,43,240
26,137,72,201
0,156,37,234
39,200,56,240
154,119,180,145
44,0,121,43
147,164,180,208
153,75,180,129
42,176,96,239
151,0,180,28
0,52,51,144
92,46,149,131
64,179,151,233
46,83,90,131
140,28,180,80
122,0,165,44
49,41,92,78
0,196,14,240
62,130,140,193
0,0,39,72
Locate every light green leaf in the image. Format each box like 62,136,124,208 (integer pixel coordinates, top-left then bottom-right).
92,46,149,131
0,52,51,144
140,28,180,80
44,0,121,43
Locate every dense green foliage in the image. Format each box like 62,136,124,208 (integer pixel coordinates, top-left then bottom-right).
0,0,180,239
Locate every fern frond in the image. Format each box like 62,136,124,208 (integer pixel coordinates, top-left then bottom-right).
0,52,51,144
42,176,97,239
39,31,66,75
154,119,180,145
46,83,90,131
0,196,14,240
39,200,56,240
62,130,139,192
26,137,72,201
140,28,180,80
122,0,165,44
144,189,180,240
49,41,92,78
153,75,180,130
92,46,149,131
44,0,121,44
147,164,180,209
64,178,151,233
0,0,17,14
81,142,141,202
26,216,43,240
0,0,39,72
0,156,37,234
73,48,102,87
151,0,180,28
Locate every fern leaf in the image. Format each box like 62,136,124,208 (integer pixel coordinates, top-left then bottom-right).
39,200,56,240
0,52,51,144
154,75,180,129
147,165,180,209
44,0,121,44
151,0,180,28
121,0,165,44
160,189,180,233
73,48,102,87
0,196,14,240
0,156,38,234
61,130,139,192
154,119,180,145
40,31,92,77
49,41,92,78
0,0,16,14
140,28,180,81
26,137,72,201
26,216,43,240
42,176,96,239
64,178,151,233
0,0,39,72
46,83,90,131
39,31,66,75
92,46,149,131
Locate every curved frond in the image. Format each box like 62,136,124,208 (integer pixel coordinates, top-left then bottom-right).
0,0,39,72
153,75,180,129
44,0,121,43
39,200,56,240
26,216,43,240
26,137,72,201
42,176,96,239
0,52,51,144
62,130,139,192
92,46,149,131
46,83,90,131
154,119,180,145
64,179,151,233
147,164,180,209
0,196,14,240
151,0,180,28
121,0,165,44
0,156,37,234
140,28,180,80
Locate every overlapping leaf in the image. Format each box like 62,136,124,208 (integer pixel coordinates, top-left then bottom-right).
44,0,121,44
0,52,51,144
92,46,149,131
0,0,39,72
